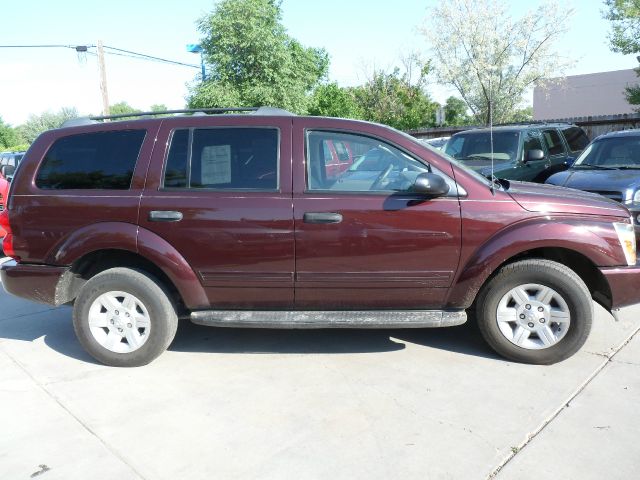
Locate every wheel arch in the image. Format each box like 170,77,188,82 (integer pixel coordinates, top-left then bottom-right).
447,225,616,313
53,226,209,311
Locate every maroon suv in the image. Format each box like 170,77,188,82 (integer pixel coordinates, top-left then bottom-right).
1,107,639,367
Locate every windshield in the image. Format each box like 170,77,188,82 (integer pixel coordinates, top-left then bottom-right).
444,131,520,164
573,136,640,169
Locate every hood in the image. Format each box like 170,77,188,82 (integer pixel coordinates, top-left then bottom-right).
547,168,640,194
506,181,629,217
458,159,513,176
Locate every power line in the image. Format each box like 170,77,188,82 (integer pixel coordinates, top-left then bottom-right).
0,43,200,69
103,45,200,69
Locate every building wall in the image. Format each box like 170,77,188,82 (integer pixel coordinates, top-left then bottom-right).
533,69,638,120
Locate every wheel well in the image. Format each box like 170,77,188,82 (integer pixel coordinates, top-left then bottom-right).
57,249,185,312
495,247,612,310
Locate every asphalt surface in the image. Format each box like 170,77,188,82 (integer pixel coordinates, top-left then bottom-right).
1,257,639,480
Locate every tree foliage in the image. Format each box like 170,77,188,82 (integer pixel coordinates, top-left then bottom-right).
308,83,362,119
187,0,329,113
0,117,22,150
18,107,79,144
604,0,640,54
422,0,572,125
443,96,472,126
603,0,640,110
352,57,437,130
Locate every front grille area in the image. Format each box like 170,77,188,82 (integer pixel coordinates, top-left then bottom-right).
585,190,624,203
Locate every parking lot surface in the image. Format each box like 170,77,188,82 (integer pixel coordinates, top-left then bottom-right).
1,258,639,480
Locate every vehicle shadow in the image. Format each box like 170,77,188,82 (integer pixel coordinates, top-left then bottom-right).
0,305,498,362
168,319,499,360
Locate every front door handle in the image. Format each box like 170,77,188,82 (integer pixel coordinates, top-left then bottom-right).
149,210,183,222
303,212,343,224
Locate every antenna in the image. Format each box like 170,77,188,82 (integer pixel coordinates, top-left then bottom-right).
489,71,496,194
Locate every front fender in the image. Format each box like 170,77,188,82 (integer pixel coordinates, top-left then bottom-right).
446,217,626,309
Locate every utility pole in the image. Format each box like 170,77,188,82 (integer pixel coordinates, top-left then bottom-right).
96,40,110,116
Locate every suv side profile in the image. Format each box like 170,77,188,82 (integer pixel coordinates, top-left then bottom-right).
1,108,638,367
444,123,589,183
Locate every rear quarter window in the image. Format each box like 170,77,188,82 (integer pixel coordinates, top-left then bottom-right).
36,130,146,190
562,127,589,152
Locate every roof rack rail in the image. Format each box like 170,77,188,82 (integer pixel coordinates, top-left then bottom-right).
493,120,573,127
89,107,260,121
60,106,295,128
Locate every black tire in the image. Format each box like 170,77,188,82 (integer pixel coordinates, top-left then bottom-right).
73,267,178,367
475,259,592,365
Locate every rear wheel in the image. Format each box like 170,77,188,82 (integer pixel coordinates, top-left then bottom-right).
475,259,592,365
73,268,178,367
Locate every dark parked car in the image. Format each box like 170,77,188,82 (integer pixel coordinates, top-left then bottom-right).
546,129,640,238
444,123,589,182
1,108,638,367
0,151,25,183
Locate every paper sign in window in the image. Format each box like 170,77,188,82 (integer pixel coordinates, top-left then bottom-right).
201,145,231,184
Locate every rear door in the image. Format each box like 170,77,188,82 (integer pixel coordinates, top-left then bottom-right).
292,118,462,309
139,116,295,309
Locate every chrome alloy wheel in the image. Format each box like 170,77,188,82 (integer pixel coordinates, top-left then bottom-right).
496,284,571,350
87,291,151,353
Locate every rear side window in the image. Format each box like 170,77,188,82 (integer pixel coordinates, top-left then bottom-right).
163,128,279,190
36,130,145,190
542,129,565,156
562,127,589,152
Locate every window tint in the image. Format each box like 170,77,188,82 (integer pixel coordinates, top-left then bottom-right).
444,131,519,163
164,129,189,188
36,130,145,190
307,131,429,193
163,128,278,190
523,131,544,158
562,127,589,152
543,129,565,156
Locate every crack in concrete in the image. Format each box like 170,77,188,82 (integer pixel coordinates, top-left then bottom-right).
488,324,640,479
0,345,148,480
0,307,60,324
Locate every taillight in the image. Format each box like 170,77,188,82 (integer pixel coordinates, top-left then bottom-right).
0,209,19,260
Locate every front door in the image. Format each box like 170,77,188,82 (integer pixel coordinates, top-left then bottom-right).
139,116,295,309
292,120,462,309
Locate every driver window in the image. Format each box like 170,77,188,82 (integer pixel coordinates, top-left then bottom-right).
306,131,429,193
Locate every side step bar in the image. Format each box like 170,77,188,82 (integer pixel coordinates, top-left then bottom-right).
190,310,467,329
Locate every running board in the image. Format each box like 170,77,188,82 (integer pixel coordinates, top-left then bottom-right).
190,310,467,329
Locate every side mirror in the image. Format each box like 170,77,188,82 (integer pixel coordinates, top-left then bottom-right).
412,172,450,197
2,165,15,177
525,149,545,162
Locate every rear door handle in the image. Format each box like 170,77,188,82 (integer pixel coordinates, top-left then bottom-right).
149,210,183,222
303,212,343,224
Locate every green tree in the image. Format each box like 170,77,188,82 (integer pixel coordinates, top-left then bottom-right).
353,59,437,130
18,107,79,144
0,117,21,150
150,104,168,112
308,83,362,119
443,96,472,126
604,0,640,110
422,0,573,125
109,102,141,118
187,0,329,113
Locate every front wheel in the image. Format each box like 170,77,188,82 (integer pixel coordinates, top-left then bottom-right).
73,268,178,367
475,259,592,365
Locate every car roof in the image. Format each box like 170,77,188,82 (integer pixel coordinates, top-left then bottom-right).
596,129,640,139
452,123,577,136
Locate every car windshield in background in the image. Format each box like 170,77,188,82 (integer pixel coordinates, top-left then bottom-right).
444,131,520,165
573,136,640,169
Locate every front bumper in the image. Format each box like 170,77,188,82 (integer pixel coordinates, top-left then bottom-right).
1,260,70,306
599,265,640,310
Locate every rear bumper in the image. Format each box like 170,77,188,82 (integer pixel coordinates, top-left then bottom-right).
0,260,69,306
600,265,640,310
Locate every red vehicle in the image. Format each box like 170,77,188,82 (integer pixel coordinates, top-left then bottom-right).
1,107,639,367
0,175,8,240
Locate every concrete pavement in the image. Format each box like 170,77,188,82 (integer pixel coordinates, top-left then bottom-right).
0,260,638,480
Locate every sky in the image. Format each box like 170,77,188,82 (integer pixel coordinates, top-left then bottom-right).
1,0,638,126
